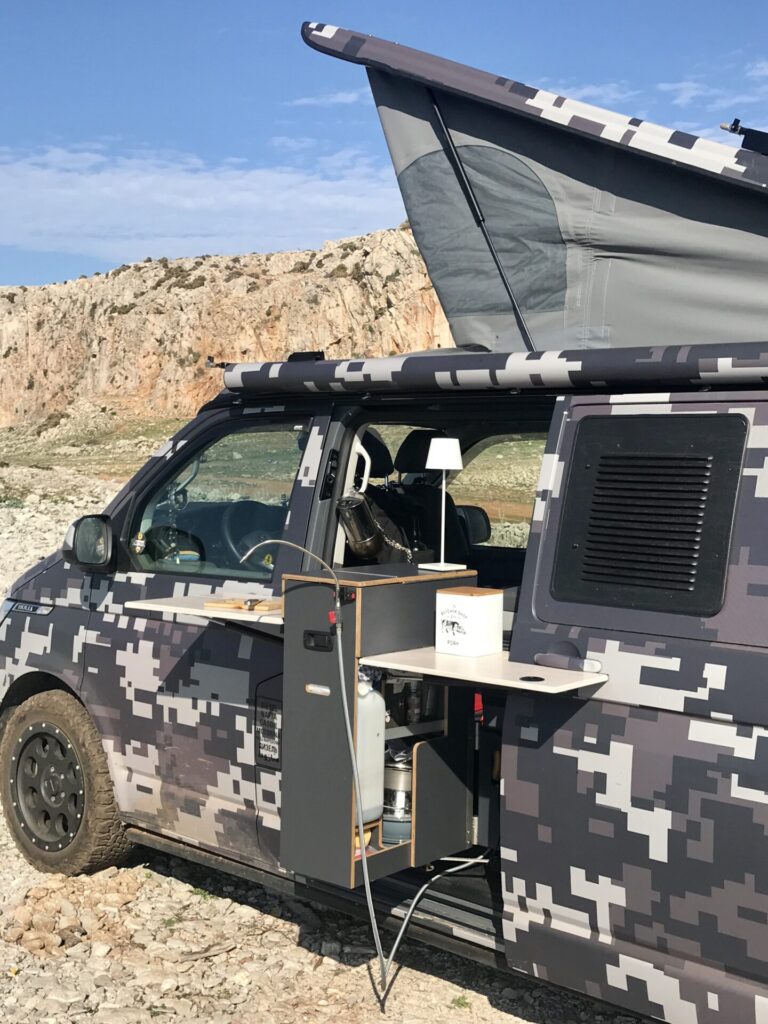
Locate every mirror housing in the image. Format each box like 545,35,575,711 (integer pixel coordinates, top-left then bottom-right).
62,515,115,572
456,505,492,545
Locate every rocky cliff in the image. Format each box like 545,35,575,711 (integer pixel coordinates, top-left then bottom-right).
0,226,448,428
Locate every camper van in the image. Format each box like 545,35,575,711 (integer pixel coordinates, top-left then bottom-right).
2,22,768,1024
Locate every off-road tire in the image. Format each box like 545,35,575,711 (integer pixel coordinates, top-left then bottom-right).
0,690,133,874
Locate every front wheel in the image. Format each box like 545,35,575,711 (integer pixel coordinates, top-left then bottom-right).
0,690,133,874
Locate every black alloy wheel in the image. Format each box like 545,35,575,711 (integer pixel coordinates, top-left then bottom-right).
10,722,84,853
0,689,132,874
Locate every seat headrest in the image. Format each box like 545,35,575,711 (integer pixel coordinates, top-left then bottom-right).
360,429,394,478
394,429,446,474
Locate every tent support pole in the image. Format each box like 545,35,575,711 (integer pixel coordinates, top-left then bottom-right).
427,88,536,353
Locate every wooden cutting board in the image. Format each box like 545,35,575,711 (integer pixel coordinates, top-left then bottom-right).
203,596,283,614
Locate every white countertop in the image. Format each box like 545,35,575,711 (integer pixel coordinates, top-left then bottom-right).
125,595,284,626
359,647,607,693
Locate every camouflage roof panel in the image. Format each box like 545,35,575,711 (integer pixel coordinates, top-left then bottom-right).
302,22,768,193
223,341,768,397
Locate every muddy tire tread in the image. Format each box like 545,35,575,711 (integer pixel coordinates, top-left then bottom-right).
0,689,132,874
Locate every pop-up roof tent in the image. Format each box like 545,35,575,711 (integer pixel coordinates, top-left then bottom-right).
303,22,768,353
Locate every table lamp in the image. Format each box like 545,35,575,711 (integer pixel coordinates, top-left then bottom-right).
420,437,466,572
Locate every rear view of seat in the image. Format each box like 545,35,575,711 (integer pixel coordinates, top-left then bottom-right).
391,429,470,566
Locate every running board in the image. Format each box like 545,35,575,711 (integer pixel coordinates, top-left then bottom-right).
125,827,509,972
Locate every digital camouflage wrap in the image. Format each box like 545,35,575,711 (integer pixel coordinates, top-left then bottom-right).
502,390,768,1022
301,23,768,193
224,340,768,397
0,405,330,871
4,342,768,1023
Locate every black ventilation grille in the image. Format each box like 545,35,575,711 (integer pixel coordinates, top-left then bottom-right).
583,453,711,591
551,414,747,617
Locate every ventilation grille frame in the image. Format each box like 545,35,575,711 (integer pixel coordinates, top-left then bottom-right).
551,414,748,617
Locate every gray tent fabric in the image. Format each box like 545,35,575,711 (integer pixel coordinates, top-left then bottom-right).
303,22,768,354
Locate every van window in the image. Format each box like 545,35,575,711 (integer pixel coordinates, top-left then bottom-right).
448,434,547,550
129,420,310,581
551,413,748,616
336,419,548,589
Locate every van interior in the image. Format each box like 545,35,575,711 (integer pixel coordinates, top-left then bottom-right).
317,398,555,933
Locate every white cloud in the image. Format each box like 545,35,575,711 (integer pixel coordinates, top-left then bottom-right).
657,78,768,111
562,82,640,106
269,135,317,152
704,90,766,111
657,80,719,107
747,60,768,79
0,144,404,263
284,87,371,107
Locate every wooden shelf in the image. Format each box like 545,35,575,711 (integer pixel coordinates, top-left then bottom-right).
282,567,474,589
125,595,284,625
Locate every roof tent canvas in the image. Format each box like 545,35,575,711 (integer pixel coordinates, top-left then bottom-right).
303,22,768,354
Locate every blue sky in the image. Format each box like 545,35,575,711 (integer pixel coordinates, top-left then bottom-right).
1,0,766,285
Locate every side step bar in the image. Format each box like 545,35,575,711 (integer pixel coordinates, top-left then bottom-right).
125,827,508,972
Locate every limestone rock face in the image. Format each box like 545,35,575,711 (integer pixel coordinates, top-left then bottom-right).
0,226,449,427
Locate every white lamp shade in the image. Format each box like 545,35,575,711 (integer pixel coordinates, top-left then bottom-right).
426,436,463,471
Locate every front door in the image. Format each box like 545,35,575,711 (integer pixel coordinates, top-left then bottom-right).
81,413,323,867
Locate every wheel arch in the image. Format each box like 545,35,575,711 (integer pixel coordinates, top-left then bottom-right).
0,674,133,872
0,671,83,739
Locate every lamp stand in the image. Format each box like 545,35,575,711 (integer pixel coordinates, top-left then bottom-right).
419,468,467,573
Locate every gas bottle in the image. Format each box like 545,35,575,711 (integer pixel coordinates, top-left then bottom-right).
355,670,386,823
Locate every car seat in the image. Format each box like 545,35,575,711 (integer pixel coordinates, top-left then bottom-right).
391,429,470,565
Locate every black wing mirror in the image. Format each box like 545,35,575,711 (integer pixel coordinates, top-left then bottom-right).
62,514,115,572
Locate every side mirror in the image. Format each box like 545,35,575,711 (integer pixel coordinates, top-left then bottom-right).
62,515,114,571
456,505,492,545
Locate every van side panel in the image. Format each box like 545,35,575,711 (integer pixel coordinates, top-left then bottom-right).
502,693,768,1023
502,393,768,1023
0,555,89,700
80,570,285,868
77,410,329,868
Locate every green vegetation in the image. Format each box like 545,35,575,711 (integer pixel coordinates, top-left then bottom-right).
175,275,206,290
192,887,215,901
151,263,206,291
449,995,471,1010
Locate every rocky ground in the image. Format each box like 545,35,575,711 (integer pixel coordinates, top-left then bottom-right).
0,830,642,1024
0,427,645,1024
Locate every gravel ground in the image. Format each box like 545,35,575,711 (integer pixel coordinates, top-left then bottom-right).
0,826,640,1024
0,446,647,1024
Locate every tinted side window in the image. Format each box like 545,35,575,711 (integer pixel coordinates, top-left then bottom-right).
448,434,547,549
130,421,310,581
551,414,748,616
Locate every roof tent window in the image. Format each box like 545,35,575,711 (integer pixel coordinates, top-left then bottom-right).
398,144,566,322
551,414,748,617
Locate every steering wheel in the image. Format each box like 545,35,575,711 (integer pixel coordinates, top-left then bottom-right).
143,526,204,569
222,502,277,571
